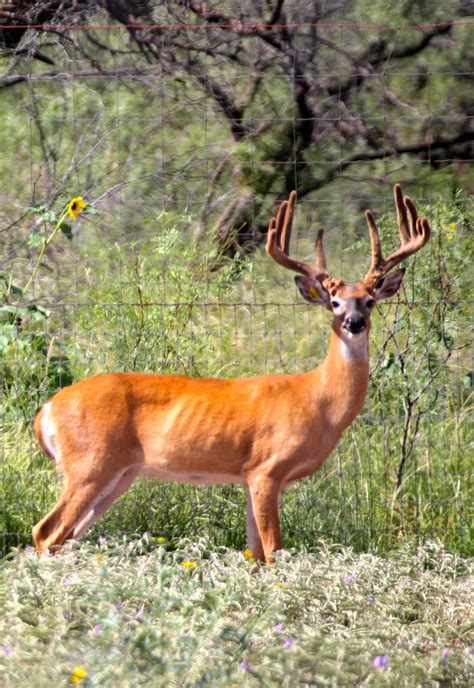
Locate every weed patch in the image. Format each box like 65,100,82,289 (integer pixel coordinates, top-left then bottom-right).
0,538,472,686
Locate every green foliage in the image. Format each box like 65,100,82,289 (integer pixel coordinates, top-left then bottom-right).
0,199,94,420
0,302,74,419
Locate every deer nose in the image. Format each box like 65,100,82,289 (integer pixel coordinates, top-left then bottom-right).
344,313,365,334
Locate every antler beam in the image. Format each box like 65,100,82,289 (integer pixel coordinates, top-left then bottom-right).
266,191,330,282
364,184,431,287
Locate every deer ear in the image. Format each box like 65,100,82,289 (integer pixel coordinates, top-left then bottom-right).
294,276,329,306
374,268,405,300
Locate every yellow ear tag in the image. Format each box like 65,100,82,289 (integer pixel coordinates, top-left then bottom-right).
308,286,319,298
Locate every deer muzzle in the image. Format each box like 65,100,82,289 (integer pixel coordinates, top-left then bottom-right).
343,313,366,335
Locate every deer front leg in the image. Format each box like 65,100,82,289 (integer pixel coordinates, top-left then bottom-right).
247,476,282,563
246,488,264,561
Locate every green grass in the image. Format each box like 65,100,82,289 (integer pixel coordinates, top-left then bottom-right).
0,538,472,687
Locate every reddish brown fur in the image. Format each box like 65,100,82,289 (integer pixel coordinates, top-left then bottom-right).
33,329,369,560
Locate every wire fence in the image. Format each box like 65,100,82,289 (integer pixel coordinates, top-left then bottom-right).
0,15,472,556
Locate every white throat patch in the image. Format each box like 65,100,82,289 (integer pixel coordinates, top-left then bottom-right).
339,331,369,361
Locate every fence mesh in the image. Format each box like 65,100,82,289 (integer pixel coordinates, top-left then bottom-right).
0,15,472,556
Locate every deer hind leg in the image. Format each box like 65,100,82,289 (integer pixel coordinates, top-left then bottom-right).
32,489,73,553
247,476,282,563
32,468,138,554
70,467,138,540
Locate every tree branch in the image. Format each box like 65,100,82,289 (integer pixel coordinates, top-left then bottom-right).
325,23,454,100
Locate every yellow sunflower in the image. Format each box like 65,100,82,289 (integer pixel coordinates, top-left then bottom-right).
67,196,87,219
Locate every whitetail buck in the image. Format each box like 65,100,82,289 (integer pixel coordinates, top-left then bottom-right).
33,185,430,561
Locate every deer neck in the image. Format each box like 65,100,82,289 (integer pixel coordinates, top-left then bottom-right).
310,322,370,428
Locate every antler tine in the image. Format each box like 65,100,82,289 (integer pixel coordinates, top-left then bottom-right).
315,229,329,281
364,209,384,276
266,192,320,279
394,183,411,243
279,190,296,254
364,184,431,286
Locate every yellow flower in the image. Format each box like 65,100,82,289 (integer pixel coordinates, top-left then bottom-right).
70,667,87,684
95,553,105,562
243,548,255,561
449,223,456,232
180,560,197,569
156,536,167,544
67,196,87,220
276,581,285,588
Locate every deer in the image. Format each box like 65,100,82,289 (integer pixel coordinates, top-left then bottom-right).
32,184,430,562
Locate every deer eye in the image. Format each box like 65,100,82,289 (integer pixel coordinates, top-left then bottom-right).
366,298,376,309
331,300,341,309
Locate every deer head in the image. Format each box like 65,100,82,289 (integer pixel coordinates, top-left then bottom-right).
266,185,431,338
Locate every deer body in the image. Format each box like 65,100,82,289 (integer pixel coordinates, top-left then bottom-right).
33,185,430,561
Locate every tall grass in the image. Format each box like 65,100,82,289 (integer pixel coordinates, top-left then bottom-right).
1,196,472,557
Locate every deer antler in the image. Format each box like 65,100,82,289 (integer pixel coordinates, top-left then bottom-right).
266,191,330,283
364,184,431,288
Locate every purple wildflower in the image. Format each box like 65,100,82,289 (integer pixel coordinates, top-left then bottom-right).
63,611,71,621
0,646,12,657
366,595,374,606
284,638,295,650
343,571,358,585
62,576,73,587
373,654,389,669
39,615,49,623
92,624,103,637
274,623,283,633
240,660,250,672
441,648,449,661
